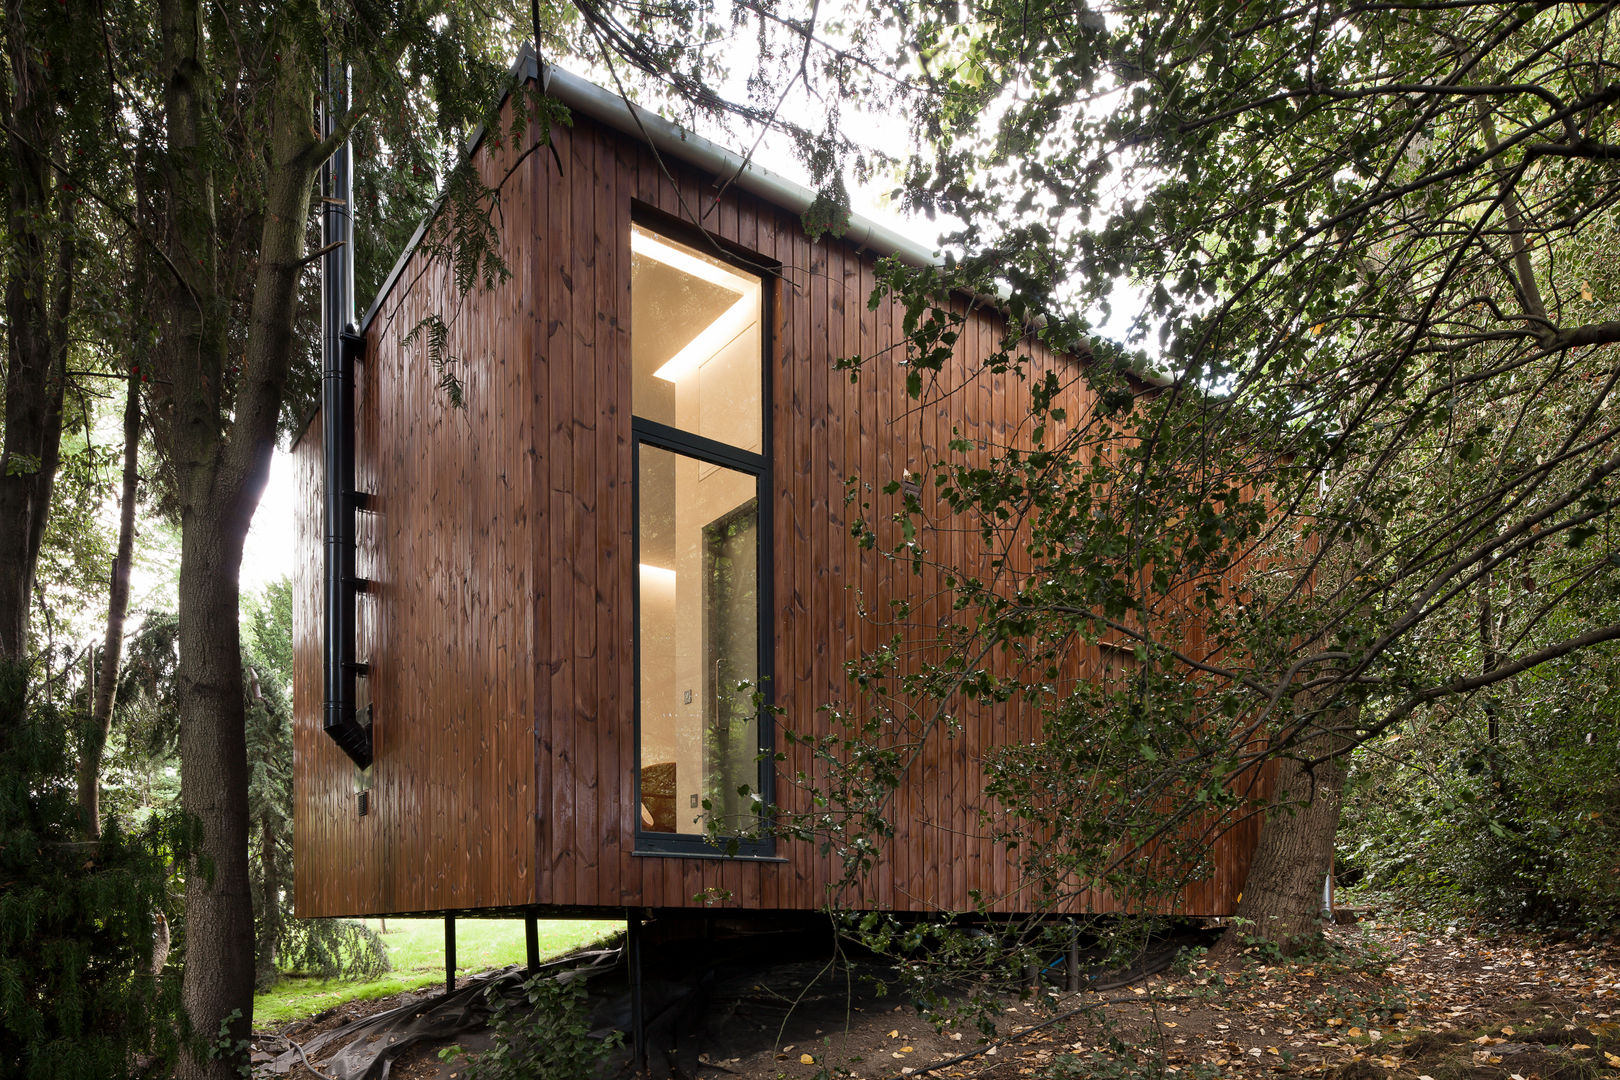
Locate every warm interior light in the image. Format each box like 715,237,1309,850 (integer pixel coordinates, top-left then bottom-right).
638,563,677,588
631,227,754,294
652,295,756,383
632,225,759,384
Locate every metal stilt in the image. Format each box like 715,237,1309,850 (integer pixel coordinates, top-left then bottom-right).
445,916,456,996
628,911,646,1074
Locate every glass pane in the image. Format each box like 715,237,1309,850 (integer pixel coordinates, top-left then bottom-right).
631,225,763,452
638,444,761,836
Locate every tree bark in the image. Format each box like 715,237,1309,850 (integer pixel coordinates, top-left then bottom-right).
78,370,141,840
0,8,74,662
158,1,323,1071
1222,719,1354,954
176,515,255,1073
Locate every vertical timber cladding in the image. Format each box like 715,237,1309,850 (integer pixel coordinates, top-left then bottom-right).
292,94,539,919
293,90,1266,919
531,113,1261,917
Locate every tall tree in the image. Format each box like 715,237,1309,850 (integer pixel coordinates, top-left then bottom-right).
138,4,546,1070
568,0,1620,948
76,367,142,841
0,2,571,1073
0,0,87,660
876,0,1620,948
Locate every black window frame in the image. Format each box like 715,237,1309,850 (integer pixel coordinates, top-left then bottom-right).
629,217,776,859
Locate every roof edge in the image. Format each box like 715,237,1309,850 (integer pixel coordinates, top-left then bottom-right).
357,47,941,337
353,45,1170,389
539,61,942,270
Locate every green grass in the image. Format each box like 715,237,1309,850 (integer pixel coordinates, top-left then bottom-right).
253,917,623,1026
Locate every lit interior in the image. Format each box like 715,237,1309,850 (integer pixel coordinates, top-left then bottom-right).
630,224,763,453
633,225,764,838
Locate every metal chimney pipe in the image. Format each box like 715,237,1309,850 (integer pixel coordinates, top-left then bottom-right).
321,55,372,769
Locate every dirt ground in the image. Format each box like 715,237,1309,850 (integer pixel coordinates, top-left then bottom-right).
252,916,1620,1080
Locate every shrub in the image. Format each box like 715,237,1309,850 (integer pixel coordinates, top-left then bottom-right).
0,660,182,1078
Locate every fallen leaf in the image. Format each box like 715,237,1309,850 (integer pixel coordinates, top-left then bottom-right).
800,1054,814,1065
888,1031,900,1039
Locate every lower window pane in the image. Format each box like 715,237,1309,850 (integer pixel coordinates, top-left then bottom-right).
638,444,761,837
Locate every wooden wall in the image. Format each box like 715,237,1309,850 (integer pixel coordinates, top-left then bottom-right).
293,92,1265,918
293,109,540,918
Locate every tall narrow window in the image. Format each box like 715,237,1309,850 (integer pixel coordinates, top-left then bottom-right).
632,223,770,853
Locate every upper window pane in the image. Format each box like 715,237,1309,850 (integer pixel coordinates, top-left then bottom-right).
631,224,763,452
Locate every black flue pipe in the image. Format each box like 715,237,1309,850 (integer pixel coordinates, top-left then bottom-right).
321,55,372,769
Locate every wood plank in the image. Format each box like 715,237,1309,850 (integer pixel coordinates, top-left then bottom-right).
534,114,560,906
592,128,624,907
545,122,580,908
570,123,602,910
292,90,1273,920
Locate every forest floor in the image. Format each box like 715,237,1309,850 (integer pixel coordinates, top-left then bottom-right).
252,914,1620,1080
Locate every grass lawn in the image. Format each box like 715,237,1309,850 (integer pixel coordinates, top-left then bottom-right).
254,917,623,1026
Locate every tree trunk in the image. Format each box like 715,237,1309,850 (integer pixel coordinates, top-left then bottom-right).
159,2,324,1070
176,515,255,1074
0,12,74,662
1222,720,1353,954
79,371,141,839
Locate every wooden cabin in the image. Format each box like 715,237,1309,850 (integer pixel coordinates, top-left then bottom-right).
291,52,1266,921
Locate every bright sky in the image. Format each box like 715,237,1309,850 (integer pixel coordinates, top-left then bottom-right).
244,449,299,595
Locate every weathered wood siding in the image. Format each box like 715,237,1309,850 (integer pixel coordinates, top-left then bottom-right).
294,97,1264,918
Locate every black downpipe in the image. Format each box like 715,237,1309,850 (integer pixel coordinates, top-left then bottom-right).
321,56,373,769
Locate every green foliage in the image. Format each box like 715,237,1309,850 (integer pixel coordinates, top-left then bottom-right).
715,0,1620,956
1341,645,1620,932
276,919,391,984
0,659,183,1078
33,420,117,646
98,612,181,829
240,580,393,990
447,973,620,1080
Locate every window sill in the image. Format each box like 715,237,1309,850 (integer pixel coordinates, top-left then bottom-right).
631,848,787,863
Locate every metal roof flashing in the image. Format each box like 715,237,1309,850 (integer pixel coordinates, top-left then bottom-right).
357,46,940,338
